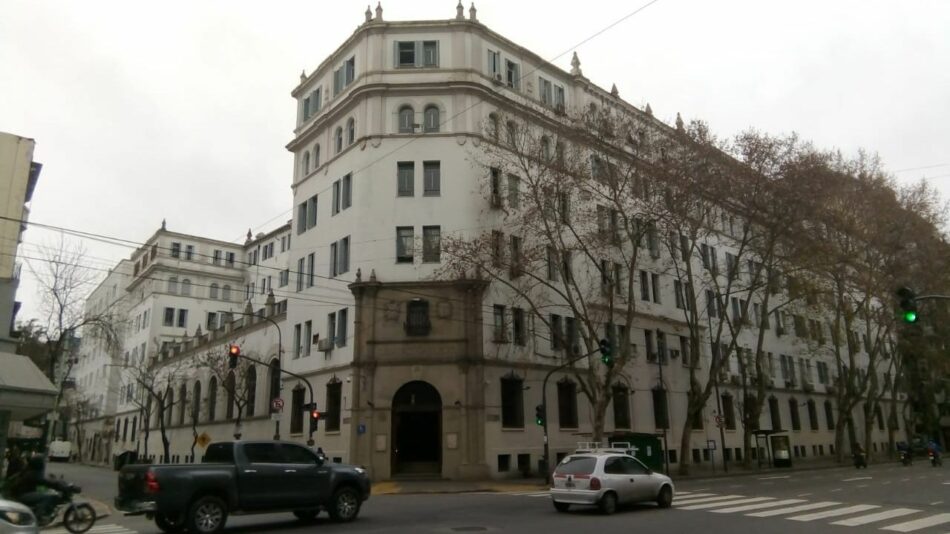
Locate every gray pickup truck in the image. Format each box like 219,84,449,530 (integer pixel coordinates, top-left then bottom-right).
115,440,371,534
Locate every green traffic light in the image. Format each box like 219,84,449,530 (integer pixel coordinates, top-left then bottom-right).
536,417,543,426
903,310,918,323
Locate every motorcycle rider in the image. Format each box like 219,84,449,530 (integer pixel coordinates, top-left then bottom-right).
897,441,912,464
2,455,71,520
928,440,943,466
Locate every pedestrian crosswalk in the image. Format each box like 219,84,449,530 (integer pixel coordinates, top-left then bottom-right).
43,523,139,534
673,491,950,532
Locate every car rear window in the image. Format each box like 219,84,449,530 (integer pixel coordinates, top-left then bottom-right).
554,456,597,475
203,443,235,463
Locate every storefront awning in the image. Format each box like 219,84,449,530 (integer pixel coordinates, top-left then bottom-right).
0,352,57,421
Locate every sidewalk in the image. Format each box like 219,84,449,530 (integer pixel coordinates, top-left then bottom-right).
371,457,873,495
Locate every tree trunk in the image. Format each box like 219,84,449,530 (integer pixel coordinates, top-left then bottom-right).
834,418,847,463
591,395,607,445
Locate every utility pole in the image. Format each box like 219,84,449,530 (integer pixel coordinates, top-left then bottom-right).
657,348,671,475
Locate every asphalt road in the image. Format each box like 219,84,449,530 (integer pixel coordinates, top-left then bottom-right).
41,460,950,534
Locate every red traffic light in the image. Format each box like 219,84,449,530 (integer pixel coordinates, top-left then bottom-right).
228,344,241,356
310,410,321,419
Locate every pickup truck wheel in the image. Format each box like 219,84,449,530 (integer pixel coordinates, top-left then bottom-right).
293,509,319,522
186,495,228,534
154,513,185,533
328,487,361,522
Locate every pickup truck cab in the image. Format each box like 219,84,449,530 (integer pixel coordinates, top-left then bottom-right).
115,440,370,533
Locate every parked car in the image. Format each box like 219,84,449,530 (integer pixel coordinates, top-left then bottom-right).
115,440,370,534
550,452,674,514
0,497,38,534
47,440,72,463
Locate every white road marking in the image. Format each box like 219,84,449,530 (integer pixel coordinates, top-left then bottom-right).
929,501,943,506
901,478,911,482
679,497,774,511
883,481,892,485
746,501,842,518
758,475,790,480
525,492,550,497
797,493,812,497
831,488,843,492
787,504,880,522
674,492,715,500
857,484,869,488
44,526,138,534
712,499,806,514
674,495,745,505
842,476,873,482
880,513,950,532
831,508,920,526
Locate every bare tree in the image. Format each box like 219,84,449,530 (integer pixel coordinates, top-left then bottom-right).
193,341,258,440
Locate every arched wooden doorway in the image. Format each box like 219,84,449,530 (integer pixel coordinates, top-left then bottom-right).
391,380,442,475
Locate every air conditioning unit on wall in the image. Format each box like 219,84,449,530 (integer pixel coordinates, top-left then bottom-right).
317,339,334,352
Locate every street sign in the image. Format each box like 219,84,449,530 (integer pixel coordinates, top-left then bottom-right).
196,432,212,448
706,439,717,450
270,413,281,421
357,423,366,435
271,398,284,411
715,415,724,427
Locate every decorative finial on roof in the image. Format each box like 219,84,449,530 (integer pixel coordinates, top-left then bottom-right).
355,268,362,282
645,103,653,116
195,325,202,337
675,112,684,132
375,2,383,21
245,228,252,243
300,69,306,82
570,52,582,76
161,218,166,230
611,83,619,97
469,2,477,21
456,0,464,19
365,5,372,22
369,269,377,282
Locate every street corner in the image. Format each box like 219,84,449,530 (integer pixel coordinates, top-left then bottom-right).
372,480,402,495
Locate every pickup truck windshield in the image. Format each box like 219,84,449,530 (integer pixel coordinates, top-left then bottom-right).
203,443,235,463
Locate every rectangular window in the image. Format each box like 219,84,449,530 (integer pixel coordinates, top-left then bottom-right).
325,381,342,432
326,312,336,346
505,59,520,89
337,308,348,347
213,249,222,265
330,243,338,277
296,258,305,291
550,314,563,350
397,162,414,196
226,252,235,267
303,320,312,357
501,378,524,428
512,308,526,346
422,226,441,262
296,203,306,234
722,395,736,430
396,226,414,263
177,309,188,328
539,76,553,104
613,386,631,429
206,312,217,331
509,235,522,277
338,236,350,274
170,242,181,258
789,399,801,431
163,307,174,327
423,161,440,196
674,280,685,309
640,271,650,301
488,49,500,76
546,246,558,281
423,41,438,66
491,230,503,267
557,380,578,428
307,253,315,287
493,305,507,342
396,41,439,68
332,180,341,215
507,174,520,208
554,85,565,108
184,245,194,261
306,195,318,229
397,41,415,66
405,300,431,336
341,173,352,209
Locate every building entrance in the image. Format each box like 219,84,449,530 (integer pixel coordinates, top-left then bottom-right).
391,380,441,475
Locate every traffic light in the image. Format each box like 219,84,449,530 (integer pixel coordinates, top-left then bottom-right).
535,404,545,426
309,407,321,433
897,287,918,324
599,338,614,367
228,344,241,369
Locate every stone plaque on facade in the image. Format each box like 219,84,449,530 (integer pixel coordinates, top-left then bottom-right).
446,432,458,450
436,300,452,318
375,434,387,452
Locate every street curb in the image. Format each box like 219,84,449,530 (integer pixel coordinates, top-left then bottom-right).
669,462,861,483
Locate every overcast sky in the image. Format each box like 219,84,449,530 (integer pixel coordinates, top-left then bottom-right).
3,0,949,323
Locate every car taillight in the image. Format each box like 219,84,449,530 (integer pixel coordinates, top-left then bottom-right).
144,470,160,494
589,477,602,490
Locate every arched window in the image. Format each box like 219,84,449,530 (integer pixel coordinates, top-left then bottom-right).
302,151,310,175
541,136,552,161
164,387,174,427
167,277,178,294
181,279,192,297
268,359,280,403
122,418,129,442
178,383,187,425
131,416,137,441
313,144,321,168
335,127,343,153
506,121,518,146
192,380,201,423
209,283,219,299
245,367,257,417
488,113,499,141
346,118,355,145
423,105,440,132
222,285,231,301
208,376,217,422
398,105,415,133
225,371,235,420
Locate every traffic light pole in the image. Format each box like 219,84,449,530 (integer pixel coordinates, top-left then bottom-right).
541,348,601,484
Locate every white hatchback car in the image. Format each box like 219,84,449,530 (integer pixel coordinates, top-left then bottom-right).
550,452,674,514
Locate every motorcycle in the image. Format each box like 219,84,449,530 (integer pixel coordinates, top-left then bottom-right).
899,450,912,466
31,483,97,533
853,452,868,469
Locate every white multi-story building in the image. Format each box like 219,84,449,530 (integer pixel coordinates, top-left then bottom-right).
82,5,904,479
